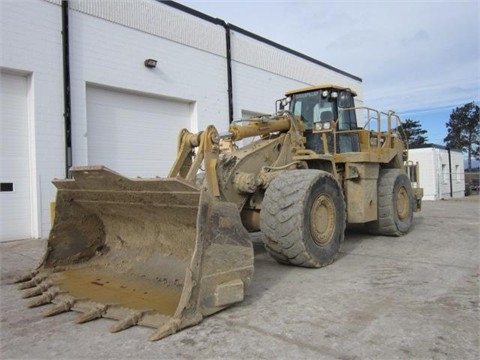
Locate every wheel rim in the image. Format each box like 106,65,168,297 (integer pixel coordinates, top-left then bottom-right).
310,194,336,246
396,186,409,220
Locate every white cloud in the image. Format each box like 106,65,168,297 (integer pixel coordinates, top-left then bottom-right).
180,0,479,117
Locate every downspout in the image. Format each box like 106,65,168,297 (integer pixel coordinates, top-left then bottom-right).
218,20,234,123
434,148,440,200
447,147,453,198
62,0,73,178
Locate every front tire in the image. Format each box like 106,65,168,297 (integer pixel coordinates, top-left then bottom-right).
260,170,346,268
367,168,414,236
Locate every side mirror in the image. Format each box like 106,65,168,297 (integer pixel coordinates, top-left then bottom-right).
276,96,291,112
275,99,284,112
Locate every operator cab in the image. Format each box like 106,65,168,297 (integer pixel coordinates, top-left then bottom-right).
278,85,360,154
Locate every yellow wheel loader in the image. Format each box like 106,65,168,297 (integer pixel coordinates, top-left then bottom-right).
13,85,423,341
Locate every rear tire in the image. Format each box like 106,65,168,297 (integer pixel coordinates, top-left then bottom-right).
260,170,346,268
367,168,414,236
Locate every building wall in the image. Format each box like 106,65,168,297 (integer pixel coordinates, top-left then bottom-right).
0,0,362,240
67,8,230,165
230,30,363,119
1,0,64,238
409,147,465,200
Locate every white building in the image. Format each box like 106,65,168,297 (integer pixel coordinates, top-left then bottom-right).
409,145,465,200
0,0,363,241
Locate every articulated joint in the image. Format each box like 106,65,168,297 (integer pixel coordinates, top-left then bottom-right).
233,162,303,194
233,173,260,194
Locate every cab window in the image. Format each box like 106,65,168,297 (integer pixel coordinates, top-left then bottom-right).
291,91,335,130
337,91,357,131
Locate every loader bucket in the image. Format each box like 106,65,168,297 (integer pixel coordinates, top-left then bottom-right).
15,166,254,341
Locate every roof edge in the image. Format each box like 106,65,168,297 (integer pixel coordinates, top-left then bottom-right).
160,1,362,82
410,143,463,152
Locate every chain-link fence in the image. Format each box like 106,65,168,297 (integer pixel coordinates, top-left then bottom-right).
465,171,480,196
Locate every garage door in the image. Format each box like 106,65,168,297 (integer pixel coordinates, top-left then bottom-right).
0,72,32,241
86,86,192,177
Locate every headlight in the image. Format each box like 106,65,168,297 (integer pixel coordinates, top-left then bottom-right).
313,122,332,131
322,90,329,98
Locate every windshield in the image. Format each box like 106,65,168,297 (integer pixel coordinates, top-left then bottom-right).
290,91,335,130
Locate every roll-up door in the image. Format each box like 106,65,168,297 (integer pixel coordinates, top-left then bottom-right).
0,72,32,241
86,86,192,177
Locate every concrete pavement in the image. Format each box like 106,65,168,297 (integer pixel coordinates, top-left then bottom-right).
1,196,479,359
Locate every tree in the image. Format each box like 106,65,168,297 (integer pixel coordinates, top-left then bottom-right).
444,102,480,170
399,119,428,147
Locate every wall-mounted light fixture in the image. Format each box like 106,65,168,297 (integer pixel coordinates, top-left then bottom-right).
144,58,157,68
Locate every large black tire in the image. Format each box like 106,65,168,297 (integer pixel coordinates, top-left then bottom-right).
367,168,415,236
260,170,346,268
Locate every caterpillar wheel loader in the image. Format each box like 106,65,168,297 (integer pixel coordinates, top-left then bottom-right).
13,85,423,341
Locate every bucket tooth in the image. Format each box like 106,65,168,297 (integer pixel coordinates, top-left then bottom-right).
27,290,60,308
110,311,149,333
149,312,201,341
21,282,52,299
43,299,74,317
149,321,179,342
17,275,46,290
11,270,38,284
75,305,108,324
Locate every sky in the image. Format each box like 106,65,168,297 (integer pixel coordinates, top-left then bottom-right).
179,0,479,145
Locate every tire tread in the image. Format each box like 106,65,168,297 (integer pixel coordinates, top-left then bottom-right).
261,170,345,268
